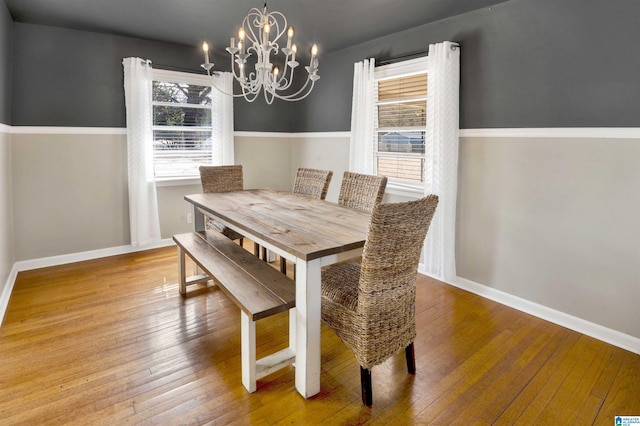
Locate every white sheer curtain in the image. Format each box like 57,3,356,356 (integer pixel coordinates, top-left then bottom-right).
422,41,460,282
210,72,235,165
122,57,161,248
348,59,376,174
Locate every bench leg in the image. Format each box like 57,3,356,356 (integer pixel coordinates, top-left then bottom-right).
177,246,187,295
241,312,257,393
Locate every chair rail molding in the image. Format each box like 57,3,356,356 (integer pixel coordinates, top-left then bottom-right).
459,127,640,139
6,126,640,139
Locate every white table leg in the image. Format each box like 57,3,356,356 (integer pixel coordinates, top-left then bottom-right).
295,258,322,398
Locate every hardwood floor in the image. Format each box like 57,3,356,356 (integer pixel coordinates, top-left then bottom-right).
1,244,638,424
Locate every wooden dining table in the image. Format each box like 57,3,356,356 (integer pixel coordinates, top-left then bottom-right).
184,189,371,398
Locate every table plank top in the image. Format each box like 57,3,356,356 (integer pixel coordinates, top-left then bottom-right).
185,189,371,261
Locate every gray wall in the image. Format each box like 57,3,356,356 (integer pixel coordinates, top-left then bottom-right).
11,23,205,127
10,22,307,132
0,131,13,310
12,0,640,132
10,132,294,260
0,0,11,124
457,134,640,339
0,0,14,313
303,0,640,131
11,133,131,258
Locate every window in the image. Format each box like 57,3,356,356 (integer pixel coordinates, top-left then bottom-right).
151,70,217,180
374,57,428,187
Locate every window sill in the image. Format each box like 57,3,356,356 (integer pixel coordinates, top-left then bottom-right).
155,177,201,188
385,181,424,199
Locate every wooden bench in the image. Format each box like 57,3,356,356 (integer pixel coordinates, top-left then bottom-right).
173,231,296,393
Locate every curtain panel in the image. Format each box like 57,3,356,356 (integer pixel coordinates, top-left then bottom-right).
422,41,460,282
210,72,235,166
348,59,376,174
122,57,162,248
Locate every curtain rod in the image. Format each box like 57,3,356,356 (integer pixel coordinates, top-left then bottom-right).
376,42,459,66
152,63,204,74
377,49,428,66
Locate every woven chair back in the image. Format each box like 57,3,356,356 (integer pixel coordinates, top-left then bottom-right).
199,165,243,193
356,195,439,363
293,168,333,200
338,172,388,213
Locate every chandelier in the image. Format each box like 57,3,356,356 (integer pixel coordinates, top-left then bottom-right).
200,2,320,104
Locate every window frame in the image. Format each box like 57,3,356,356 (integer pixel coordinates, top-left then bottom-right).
374,56,428,196
151,69,216,185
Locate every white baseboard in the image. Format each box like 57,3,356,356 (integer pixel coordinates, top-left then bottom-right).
0,264,19,326
443,275,640,355
0,239,176,326
14,238,175,272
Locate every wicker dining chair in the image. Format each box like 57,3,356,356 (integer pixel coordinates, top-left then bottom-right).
338,171,387,213
292,167,333,200
321,195,439,406
277,167,334,273
199,165,244,244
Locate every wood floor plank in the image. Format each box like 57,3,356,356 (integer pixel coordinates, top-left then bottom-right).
593,351,640,423
1,244,638,424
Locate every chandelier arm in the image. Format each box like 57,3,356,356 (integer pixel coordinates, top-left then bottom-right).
277,78,316,101
277,64,296,91
245,9,262,45
206,73,249,98
269,11,287,43
230,57,244,82
263,87,275,105
240,82,261,102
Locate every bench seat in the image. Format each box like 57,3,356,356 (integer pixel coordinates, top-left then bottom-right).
173,231,296,392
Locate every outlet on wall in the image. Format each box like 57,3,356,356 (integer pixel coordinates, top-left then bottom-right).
187,212,193,224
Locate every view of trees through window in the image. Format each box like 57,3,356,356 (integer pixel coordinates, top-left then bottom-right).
152,80,214,178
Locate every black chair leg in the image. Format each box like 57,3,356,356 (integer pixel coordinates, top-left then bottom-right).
253,242,260,257
261,246,267,262
280,256,287,275
406,343,416,374
360,366,373,406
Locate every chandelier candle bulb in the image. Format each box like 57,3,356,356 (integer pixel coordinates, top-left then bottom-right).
202,41,210,64
230,37,235,49
238,28,246,54
263,23,270,45
310,44,319,68
287,27,294,49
